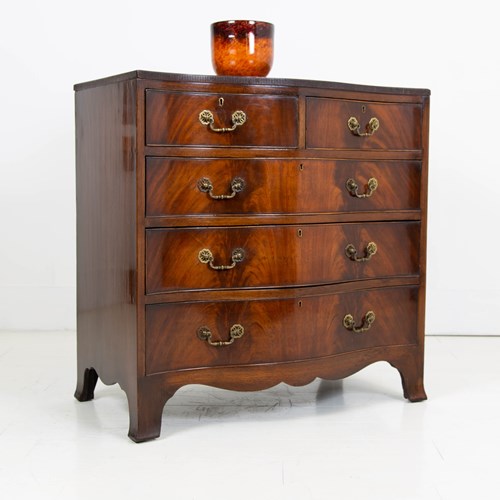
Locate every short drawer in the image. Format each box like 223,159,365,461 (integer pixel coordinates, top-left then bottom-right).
145,222,420,293
145,90,298,147
146,158,421,216
306,98,422,150
145,285,418,373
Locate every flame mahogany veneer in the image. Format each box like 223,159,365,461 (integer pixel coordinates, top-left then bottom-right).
74,71,430,441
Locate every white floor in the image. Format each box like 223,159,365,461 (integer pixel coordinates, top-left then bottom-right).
0,332,499,500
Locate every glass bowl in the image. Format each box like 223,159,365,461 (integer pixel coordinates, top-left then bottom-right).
211,20,274,77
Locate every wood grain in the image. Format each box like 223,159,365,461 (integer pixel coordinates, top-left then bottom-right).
145,222,420,293
306,98,422,150
146,90,298,147
74,79,137,400
146,158,421,216
145,285,419,373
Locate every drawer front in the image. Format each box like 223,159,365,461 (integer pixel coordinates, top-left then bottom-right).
145,286,419,373
145,90,298,147
146,222,420,293
306,98,422,150
146,158,421,216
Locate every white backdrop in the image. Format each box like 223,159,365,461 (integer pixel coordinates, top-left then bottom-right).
1,0,499,334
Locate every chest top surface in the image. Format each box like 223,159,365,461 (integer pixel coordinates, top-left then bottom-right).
74,70,430,95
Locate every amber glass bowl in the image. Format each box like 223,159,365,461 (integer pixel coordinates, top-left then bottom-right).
211,20,274,77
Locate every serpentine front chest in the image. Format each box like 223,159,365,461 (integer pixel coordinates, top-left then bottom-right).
74,71,429,441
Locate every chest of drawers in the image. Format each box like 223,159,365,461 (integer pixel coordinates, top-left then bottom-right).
74,71,430,442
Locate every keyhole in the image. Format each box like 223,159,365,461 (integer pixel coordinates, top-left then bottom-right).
219,97,224,107
297,229,303,238
298,300,303,308
299,163,304,171
361,105,366,113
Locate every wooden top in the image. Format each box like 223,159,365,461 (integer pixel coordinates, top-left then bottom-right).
74,70,431,96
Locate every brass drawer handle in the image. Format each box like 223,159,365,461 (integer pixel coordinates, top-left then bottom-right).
198,247,245,270
343,311,376,333
345,242,378,262
197,176,246,200
347,116,380,136
199,109,247,132
197,324,245,346
346,177,378,198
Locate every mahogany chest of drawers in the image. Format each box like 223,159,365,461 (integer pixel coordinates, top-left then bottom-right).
74,71,430,442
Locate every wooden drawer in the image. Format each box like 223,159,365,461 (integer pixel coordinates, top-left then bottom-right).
145,286,418,373
146,157,421,216
146,222,419,293
306,98,422,150
145,90,298,147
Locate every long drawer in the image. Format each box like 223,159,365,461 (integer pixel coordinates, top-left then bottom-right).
145,285,419,374
145,222,420,293
146,158,421,216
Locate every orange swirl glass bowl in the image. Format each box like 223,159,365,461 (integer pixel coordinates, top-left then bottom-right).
211,20,274,77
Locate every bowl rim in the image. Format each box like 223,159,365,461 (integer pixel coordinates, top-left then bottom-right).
211,20,274,27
